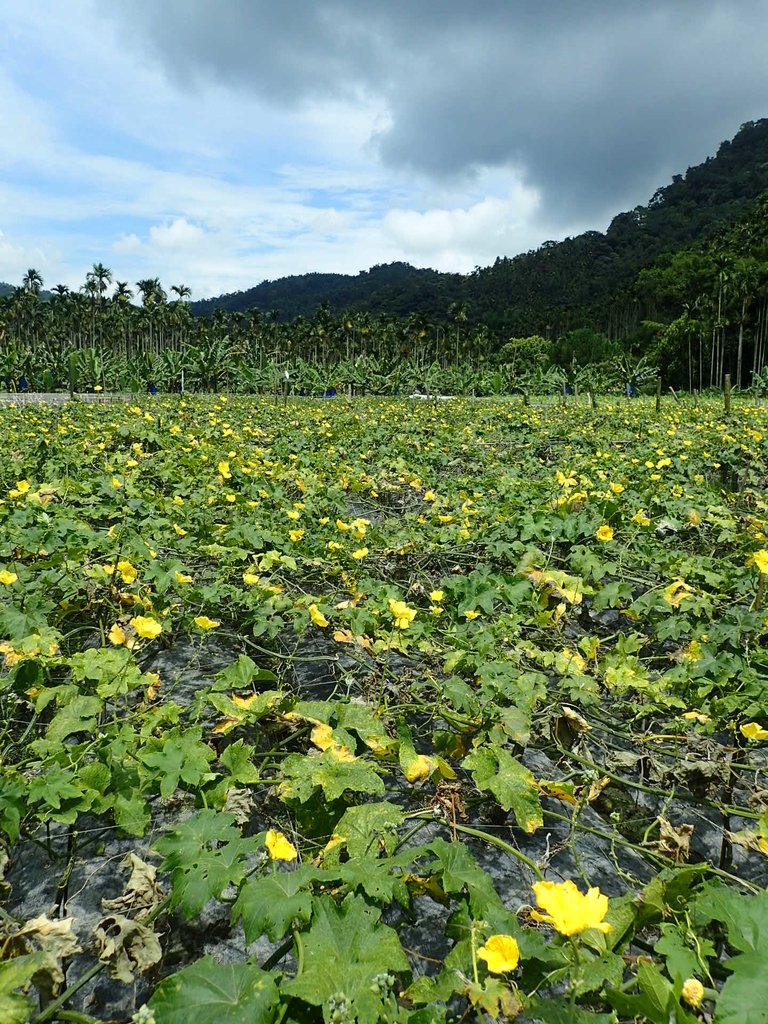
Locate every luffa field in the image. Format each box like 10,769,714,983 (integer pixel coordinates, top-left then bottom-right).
1,393,768,1024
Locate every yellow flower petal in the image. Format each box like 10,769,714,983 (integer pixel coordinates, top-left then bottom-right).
194,615,220,630
531,879,611,936
108,623,127,646
477,934,520,974
265,829,297,861
309,603,329,627
740,721,768,742
130,616,162,640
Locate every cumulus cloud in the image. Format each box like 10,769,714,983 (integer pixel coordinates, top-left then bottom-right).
1,1,767,295
108,1,768,218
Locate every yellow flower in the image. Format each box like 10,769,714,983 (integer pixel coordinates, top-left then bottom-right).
194,615,221,630
175,571,193,584
0,570,18,585
130,616,162,640
631,510,651,527
740,722,768,742
265,829,297,862
388,598,417,630
218,460,231,479
596,525,614,542
608,482,624,494
477,934,520,974
117,560,137,584
463,609,481,620
531,879,611,936
752,550,768,574
682,711,710,724
309,603,329,627
429,605,444,616
288,529,304,542
108,623,127,646
351,547,368,560
423,490,437,502
111,476,122,489
242,572,259,586
429,590,444,602
681,978,705,1008
173,523,187,536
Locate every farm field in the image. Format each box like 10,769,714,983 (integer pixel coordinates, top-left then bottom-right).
2,393,768,1024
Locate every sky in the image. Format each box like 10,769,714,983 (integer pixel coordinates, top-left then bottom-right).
1,1,767,299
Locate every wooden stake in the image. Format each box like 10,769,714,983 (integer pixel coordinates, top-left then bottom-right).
655,377,661,413
724,373,732,416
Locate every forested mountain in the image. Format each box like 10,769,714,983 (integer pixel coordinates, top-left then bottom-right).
193,118,768,333
4,118,768,395
192,262,465,322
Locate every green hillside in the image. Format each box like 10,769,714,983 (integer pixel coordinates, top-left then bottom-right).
192,118,768,335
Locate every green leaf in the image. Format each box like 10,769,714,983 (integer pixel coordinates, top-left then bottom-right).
278,749,384,803
219,739,261,784
0,952,46,1024
232,865,321,943
526,998,615,1024
140,727,216,799
154,810,259,918
113,792,151,836
655,924,712,983
691,882,768,954
42,694,103,745
426,838,504,917
211,654,277,691
606,962,681,1024
149,956,279,1024
283,894,410,1024
462,744,543,832
333,801,405,859
27,765,82,811
716,951,768,1023
69,645,144,697
0,775,28,842
337,854,411,905
575,950,626,996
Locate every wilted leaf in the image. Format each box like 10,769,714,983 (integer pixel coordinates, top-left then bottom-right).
102,852,164,918
94,913,162,983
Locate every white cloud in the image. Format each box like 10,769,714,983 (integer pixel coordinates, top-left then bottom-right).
148,219,206,249
1,0,765,298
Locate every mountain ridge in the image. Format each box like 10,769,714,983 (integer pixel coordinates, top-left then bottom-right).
191,117,768,331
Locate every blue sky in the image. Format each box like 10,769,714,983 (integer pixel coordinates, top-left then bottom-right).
2,1,767,299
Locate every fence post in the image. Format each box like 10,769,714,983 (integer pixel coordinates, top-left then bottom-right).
724,373,732,416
